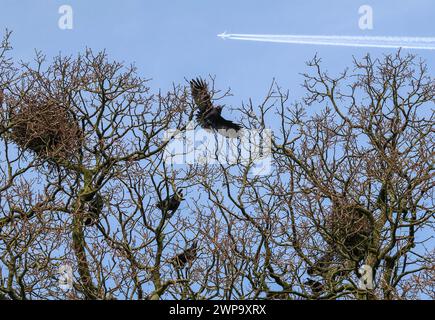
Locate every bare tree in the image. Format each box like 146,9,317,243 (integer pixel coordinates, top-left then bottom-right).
240,52,434,299
0,29,433,300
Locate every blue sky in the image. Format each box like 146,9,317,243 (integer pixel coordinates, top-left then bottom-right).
0,1,433,298
1,0,434,106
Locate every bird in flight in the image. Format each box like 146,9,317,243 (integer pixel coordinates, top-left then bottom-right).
156,188,183,219
190,78,242,136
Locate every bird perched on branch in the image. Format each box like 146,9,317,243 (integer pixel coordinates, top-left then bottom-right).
190,78,242,136
307,251,335,277
304,278,324,298
171,241,198,269
84,193,104,227
156,189,183,218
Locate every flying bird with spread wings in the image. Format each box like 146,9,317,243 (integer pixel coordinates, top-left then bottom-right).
190,78,242,136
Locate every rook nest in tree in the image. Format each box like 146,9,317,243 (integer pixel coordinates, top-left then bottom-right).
325,201,373,260
9,95,83,160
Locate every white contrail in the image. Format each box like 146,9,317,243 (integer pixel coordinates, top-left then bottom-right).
217,33,435,50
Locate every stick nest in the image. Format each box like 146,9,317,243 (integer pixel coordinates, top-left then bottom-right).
9,95,83,160
325,202,373,259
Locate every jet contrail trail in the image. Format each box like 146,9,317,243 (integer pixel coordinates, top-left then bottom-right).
217,33,435,50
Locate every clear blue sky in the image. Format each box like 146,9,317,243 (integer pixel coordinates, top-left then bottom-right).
1,0,434,106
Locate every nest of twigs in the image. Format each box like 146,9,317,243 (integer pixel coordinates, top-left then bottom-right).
9,95,83,160
325,202,373,260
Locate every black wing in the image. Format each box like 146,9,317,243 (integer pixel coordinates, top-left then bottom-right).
212,114,242,132
172,252,187,269
190,78,213,116
156,198,167,210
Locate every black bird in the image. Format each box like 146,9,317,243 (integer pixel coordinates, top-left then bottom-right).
171,241,198,269
156,189,183,218
304,278,324,297
84,193,103,227
190,78,242,135
307,251,335,276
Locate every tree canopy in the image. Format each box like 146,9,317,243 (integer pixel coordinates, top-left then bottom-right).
0,31,433,300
